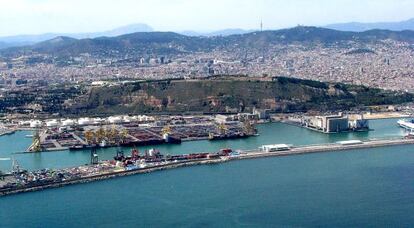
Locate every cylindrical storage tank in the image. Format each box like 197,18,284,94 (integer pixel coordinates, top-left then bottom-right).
46,120,59,128
123,116,133,123
108,116,123,124
93,118,104,124
30,120,42,128
78,118,92,126
61,119,75,127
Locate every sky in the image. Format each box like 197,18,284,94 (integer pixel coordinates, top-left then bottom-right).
0,0,413,36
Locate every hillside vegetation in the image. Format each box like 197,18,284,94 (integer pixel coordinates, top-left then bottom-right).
66,77,413,115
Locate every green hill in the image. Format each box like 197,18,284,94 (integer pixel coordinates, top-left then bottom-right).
65,77,413,115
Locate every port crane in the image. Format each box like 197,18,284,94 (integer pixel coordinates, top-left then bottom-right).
162,125,172,135
31,130,42,152
96,127,106,143
90,148,99,165
209,123,228,139
84,130,96,145
131,147,140,159
218,123,228,135
84,127,128,146
11,157,21,174
0,157,11,180
243,120,258,135
120,128,129,144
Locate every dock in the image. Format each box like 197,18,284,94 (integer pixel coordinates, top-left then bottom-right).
0,129,16,137
25,122,256,152
236,138,414,160
2,137,414,197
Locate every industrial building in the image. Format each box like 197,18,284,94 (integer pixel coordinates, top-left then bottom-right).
302,113,369,133
260,144,291,152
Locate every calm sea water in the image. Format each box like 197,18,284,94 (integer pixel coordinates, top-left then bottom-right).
1,119,414,227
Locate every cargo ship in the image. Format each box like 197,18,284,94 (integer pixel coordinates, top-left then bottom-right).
69,135,181,151
208,132,249,141
162,133,182,144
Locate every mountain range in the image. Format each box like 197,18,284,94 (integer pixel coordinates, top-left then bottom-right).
2,17,414,50
0,23,154,49
2,26,414,58
179,28,255,37
325,18,414,32
0,24,257,50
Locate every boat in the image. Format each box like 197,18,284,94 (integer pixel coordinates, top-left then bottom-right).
397,119,414,130
69,144,96,151
162,133,182,144
208,132,249,141
69,145,85,150
404,128,414,139
99,140,110,148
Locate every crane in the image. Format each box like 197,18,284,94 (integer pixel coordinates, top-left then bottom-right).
90,148,99,165
11,157,21,174
243,120,257,135
120,129,129,144
0,157,11,180
96,127,106,143
107,125,119,144
32,130,42,152
84,130,96,145
162,125,172,135
218,123,227,135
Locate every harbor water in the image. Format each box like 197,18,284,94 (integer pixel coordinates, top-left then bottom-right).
1,119,414,227
0,119,407,171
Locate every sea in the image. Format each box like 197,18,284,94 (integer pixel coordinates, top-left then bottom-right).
1,119,414,227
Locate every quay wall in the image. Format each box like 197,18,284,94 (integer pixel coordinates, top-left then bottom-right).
235,138,414,161
3,138,414,197
0,159,226,197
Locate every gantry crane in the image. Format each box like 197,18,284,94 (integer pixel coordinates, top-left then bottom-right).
218,123,227,135
243,120,257,135
120,128,129,144
84,130,96,145
32,130,42,152
162,125,172,135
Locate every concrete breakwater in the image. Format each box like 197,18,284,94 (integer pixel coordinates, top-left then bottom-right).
235,138,414,161
0,129,16,137
2,138,414,197
0,158,227,197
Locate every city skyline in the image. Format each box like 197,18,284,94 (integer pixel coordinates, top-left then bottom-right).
1,0,414,36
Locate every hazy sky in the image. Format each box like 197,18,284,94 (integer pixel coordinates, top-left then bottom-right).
0,0,413,36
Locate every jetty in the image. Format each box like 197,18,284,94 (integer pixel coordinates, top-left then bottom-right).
2,137,414,197
0,129,16,137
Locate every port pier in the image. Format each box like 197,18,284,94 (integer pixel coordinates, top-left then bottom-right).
3,138,414,197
